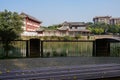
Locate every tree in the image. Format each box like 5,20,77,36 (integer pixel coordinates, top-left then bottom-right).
108,25,120,34
0,10,23,57
47,24,61,30
87,23,108,34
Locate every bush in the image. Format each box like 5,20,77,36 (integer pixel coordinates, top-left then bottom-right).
60,52,67,57
52,51,59,57
63,36,71,40
74,34,81,40
46,52,50,57
87,35,90,40
57,36,63,40
50,36,56,40
111,47,120,57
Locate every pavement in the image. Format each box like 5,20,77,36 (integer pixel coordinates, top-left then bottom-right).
0,57,120,72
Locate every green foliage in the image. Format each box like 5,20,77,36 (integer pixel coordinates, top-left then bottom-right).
52,51,59,57
52,51,67,57
87,22,120,35
108,25,120,34
57,36,63,40
60,52,67,57
87,35,90,40
74,34,81,40
43,36,49,40
45,24,61,30
0,10,23,57
111,47,120,57
93,28,104,34
63,36,71,40
50,36,58,40
45,52,50,57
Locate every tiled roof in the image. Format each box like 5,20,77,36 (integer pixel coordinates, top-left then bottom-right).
57,26,68,30
63,22,85,26
21,12,42,23
69,29,90,32
58,21,87,31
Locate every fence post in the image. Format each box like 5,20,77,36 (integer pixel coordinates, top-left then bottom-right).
93,41,96,56
26,40,29,58
41,40,43,57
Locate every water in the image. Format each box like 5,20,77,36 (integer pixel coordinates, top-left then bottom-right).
43,41,93,57
110,42,120,57
0,41,26,58
0,41,120,58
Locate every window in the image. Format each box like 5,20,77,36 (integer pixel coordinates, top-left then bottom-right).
75,27,77,29
70,27,72,29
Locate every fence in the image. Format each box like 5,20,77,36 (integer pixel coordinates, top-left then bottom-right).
0,40,27,58
110,42,120,57
42,40,94,57
0,40,94,58
0,39,120,58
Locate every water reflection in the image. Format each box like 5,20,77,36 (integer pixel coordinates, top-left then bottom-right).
43,42,93,57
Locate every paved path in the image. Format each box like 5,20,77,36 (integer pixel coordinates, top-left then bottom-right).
0,57,120,72
0,63,120,80
0,57,120,80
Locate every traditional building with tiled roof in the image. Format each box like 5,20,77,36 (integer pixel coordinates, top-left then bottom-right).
57,21,90,36
21,12,42,36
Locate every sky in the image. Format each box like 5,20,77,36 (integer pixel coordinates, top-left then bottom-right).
0,0,120,26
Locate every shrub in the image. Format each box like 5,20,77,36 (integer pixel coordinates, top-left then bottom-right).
52,51,59,57
74,34,81,40
60,52,67,57
63,36,71,40
46,52,50,57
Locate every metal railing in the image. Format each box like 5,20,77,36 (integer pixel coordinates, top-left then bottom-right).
0,40,27,58
42,40,94,57
0,39,120,58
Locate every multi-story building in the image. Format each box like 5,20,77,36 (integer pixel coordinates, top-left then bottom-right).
21,12,42,36
93,16,111,24
110,18,120,25
57,21,90,36
93,16,120,25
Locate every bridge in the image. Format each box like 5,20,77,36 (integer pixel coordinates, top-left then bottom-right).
94,35,120,40
93,35,120,56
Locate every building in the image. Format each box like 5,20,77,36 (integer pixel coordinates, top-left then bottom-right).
21,12,42,36
57,21,90,36
93,16,111,24
110,18,120,25
93,16,120,25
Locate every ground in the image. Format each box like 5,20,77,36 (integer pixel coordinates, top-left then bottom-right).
0,57,120,72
